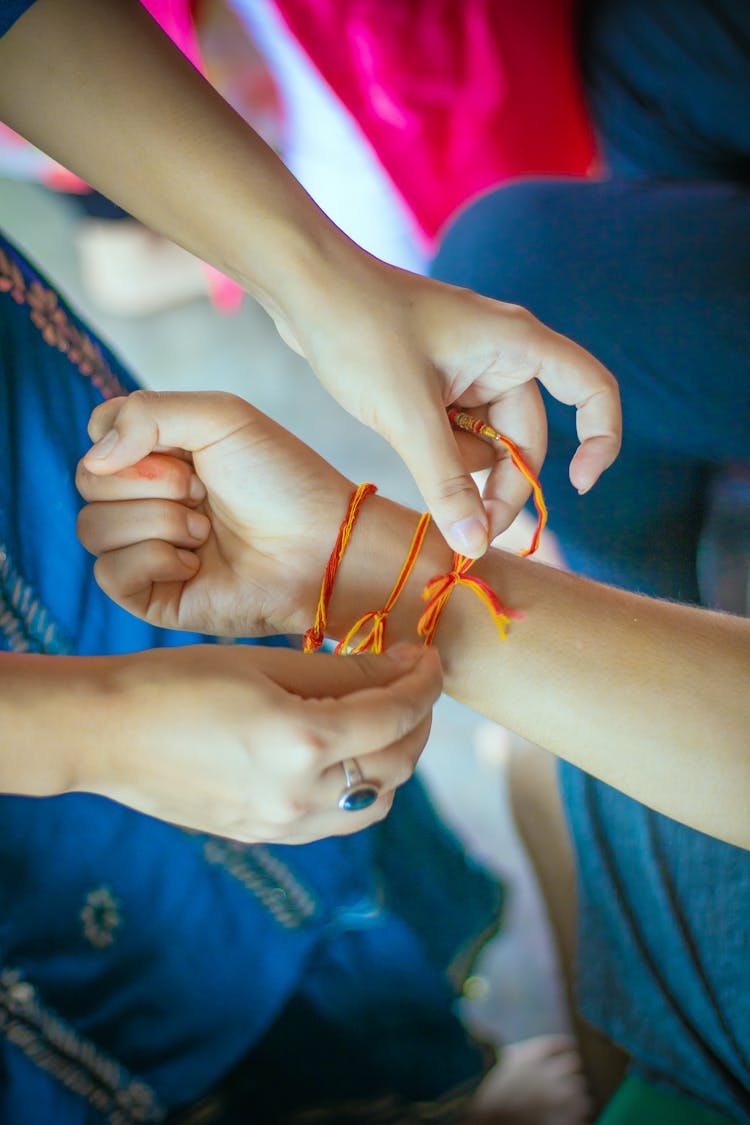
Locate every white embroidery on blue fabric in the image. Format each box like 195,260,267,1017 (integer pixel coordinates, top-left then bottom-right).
0,243,128,400
0,968,165,1123
203,839,317,928
0,545,72,655
81,886,123,950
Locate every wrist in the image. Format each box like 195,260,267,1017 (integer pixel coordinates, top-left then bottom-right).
0,653,125,798
305,492,518,685
322,494,453,646
230,195,364,348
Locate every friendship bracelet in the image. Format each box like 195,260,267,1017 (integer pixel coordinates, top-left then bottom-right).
335,512,432,655
416,409,546,645
447,407,548,556
418,552,522,646
308,413,545,653
303,482,377,653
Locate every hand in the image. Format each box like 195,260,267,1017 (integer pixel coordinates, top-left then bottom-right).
276,255,622,556
76,390,354,638
81,642,442,843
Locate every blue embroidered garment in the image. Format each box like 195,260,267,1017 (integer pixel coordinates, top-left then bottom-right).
0,0,33,37
0,232,504,1123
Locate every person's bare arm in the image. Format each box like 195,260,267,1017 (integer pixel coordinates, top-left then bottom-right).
330,501,750,848
0,651,108,798
0,644,442,841
76,391,750,848
0,0,334,322
0,0,620,556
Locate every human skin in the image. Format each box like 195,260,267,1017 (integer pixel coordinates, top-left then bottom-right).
0,640,442,842
0,0,620,556
76,390,750,850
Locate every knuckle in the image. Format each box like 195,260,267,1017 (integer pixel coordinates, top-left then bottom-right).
284,728,325,775
157,498,192,539
211,390,245,412
126,388,159,411
370,791,395,823
74,460,93,499
391,758,415,789
92,555,113,594
433,472,478,504
144,538,172,567
507,301,533,321
387,689,422,740
75,506,95,551
262,798,302,828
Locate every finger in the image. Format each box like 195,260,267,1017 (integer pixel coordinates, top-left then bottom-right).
82,389,257,476
257,642,432,700
263,790,396,844
261,708,432,828
88,397,127,442
526,322,622,491
318,711,433,800
76,452,206,506
87,396,195,464
93,540,199,616
77,499,210,556
387,387,489,557
569,432,620,496
298,646,443,768
452,428,496,474
481,383,546,538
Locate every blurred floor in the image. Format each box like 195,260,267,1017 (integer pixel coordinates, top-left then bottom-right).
0,176,567,1047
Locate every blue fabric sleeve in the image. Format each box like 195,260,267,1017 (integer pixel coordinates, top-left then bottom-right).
0,0,35,37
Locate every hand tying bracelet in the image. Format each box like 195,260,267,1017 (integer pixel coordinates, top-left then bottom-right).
416,409,547,644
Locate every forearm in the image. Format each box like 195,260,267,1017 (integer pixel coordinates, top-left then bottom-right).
324,495,750,845
0,651,116,797
0,0,357,325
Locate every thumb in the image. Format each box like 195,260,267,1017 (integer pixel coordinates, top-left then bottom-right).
82,390,254,475
262,642,438,700
389,394,489,557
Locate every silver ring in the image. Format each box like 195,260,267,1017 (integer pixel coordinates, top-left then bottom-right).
338,757,380,812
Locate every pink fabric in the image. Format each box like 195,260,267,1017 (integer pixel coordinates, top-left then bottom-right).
271,0,597,241
141,0,202,68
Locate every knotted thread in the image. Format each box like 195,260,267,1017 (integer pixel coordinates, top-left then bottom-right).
335,512,431,654
415,408,547,645
418,552,522,646
303,483,377,653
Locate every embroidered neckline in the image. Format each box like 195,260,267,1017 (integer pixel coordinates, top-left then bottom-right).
0,241,127,400
0,544,72,654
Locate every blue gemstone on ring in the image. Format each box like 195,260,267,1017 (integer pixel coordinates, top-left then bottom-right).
339,784,379,812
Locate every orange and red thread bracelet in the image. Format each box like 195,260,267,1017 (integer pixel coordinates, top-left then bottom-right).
303,411,547,653
302,482,377,654
415,409,547,644
417,552,522,645
335,511,432,654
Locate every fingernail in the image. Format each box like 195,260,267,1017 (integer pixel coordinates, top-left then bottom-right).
577,485,591,497
187,511,210,540
176,548,200,570
189,474,206,502
449,517,488,557
386,642,423,666
87,429,119,461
